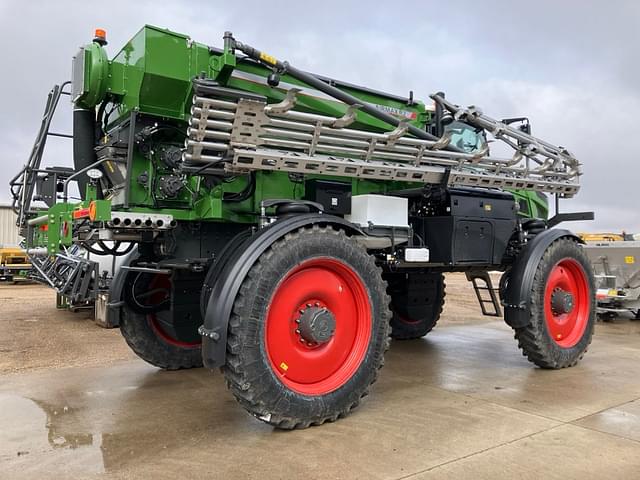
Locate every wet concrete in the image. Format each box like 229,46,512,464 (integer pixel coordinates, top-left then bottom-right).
1,280,640,479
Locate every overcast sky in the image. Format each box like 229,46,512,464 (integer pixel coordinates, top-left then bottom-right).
1,0,638,232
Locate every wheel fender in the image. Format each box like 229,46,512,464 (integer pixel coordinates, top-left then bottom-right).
105,246,140,327
200,213,363,369
503,229,584,329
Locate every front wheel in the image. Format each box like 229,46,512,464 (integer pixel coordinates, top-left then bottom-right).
223,226,391,429
387,272,445,340
511,238,595,369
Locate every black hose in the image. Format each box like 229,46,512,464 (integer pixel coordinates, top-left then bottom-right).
231,37,463,152
83,241,135,257
189,157,229,175
100,241,136,256
224,173,256,203
135,287,170,300
83,243,109,256
73,109,98,200
126,272,171,313
96,101,107,138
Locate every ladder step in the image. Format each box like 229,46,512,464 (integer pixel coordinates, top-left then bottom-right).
466,272,502,317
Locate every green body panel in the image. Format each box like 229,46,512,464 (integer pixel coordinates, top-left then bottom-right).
107,27,211,120
43,203,73,254
73,42,109,108
90,200,112,222
512,190,549,220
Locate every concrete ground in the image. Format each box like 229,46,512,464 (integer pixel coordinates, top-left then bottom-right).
1,275,639,479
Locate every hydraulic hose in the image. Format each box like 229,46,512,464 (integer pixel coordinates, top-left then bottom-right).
229,35,463,153
83,241,135,257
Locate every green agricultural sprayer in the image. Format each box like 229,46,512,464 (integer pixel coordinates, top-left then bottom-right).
11,25,595,428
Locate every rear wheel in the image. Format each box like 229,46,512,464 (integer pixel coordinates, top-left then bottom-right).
120,273,202,370
512,238,595,368
223,226,391,429
388,272,445,340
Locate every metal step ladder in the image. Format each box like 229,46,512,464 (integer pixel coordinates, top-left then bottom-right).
10,82,72,228
466,271,502,317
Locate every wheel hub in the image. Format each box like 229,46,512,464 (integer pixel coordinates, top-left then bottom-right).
297,305,336,344
543,258,590,348
550,288,575,315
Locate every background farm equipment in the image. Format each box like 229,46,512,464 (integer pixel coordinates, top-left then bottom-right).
581,235,640,318
0,247,31,283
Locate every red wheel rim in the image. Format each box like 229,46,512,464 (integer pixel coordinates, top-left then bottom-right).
396,313,422,326
146,275,200,348
264,258,372,395
148,313,201,348
544,258,590,348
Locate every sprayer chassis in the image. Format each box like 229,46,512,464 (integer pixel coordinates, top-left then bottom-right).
11,25,596,429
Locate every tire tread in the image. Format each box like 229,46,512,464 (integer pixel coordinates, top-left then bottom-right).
513,237,595,369
223,226,391,429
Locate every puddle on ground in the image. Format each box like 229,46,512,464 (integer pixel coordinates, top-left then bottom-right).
0,393,106,474
0,367,232,476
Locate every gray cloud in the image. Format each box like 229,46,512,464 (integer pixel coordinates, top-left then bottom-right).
1,0,638,232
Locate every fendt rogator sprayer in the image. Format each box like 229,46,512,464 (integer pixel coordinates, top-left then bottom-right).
11,26,596,429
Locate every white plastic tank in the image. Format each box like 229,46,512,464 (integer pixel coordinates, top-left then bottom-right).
0,205,21,247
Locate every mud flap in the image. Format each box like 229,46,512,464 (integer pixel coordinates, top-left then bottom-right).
503,229,583,329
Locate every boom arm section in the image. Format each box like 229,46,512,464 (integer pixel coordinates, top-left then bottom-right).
431,94,581,190
183,33,582,197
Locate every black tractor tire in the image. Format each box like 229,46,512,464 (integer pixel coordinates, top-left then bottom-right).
388,272,445,340
511,238,595,369
223,226,391,429
120,273,203,370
